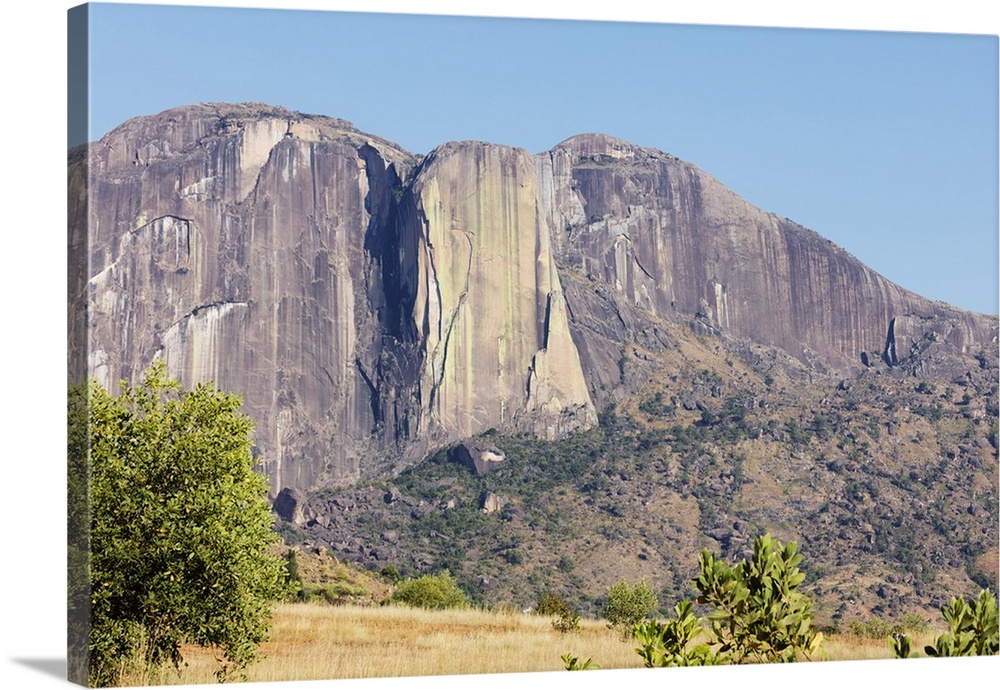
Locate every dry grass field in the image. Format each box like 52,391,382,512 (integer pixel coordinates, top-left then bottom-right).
127,602,944,686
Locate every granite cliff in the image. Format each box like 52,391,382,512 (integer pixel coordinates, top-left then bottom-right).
70,103,997,493
538,133,992,386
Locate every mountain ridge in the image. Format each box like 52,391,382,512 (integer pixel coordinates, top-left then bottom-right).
70,102,998,493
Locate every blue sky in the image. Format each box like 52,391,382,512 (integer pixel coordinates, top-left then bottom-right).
81,2,999,315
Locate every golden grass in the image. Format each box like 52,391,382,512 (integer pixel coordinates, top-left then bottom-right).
129,603,947,686
819,629,941,662
138,603,643,685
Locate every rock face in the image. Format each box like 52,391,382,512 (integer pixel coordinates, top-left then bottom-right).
402,142,597,444
72,103,998,492
538,133,994,376
78,103,418,491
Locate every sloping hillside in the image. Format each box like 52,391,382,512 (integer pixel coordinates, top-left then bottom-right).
276,313,998,628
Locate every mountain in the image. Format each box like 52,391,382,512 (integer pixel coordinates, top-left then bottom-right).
69,103,997,498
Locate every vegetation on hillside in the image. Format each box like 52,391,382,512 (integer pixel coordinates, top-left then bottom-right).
283,334,997,629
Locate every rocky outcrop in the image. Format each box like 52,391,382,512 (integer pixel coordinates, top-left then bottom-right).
453,442,506,476
73,104,997,493
75,104,598,492
878,312,992,379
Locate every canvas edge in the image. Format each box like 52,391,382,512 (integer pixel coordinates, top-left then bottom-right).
67,3,91,686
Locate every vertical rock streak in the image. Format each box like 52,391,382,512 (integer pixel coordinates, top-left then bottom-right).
407,143,597,440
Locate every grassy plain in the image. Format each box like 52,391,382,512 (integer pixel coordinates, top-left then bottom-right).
129,602,941,686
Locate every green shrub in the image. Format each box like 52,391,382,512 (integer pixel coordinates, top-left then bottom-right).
504,549,524,565
890,633,916,659
849,615,897,639
854,611,928,640
602,578,658,638
284,551,304,601
632,535,821,668
379,564,401,584
561,654,599,670
304,582,369,606
898,611,928,634
924,589,999,657
388,571,469,610
694,534,822,663
536,592,573,617
552,610,581,634
634,600,719,667
536,592,581,633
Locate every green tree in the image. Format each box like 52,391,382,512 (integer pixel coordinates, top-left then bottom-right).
80,362,288,685
602,578,658,638
388,571,470,609
68,382,93,684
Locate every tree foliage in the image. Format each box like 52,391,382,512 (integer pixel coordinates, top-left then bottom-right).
629,534,821,668
81,362,288,685
601,578,658,638
889,633,916,659
68,382,93,684
561,654,599,670
694,534,822,663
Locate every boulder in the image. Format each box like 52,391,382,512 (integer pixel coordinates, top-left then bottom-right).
273,487,315,526
480,491,508,514
454,441,506,475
